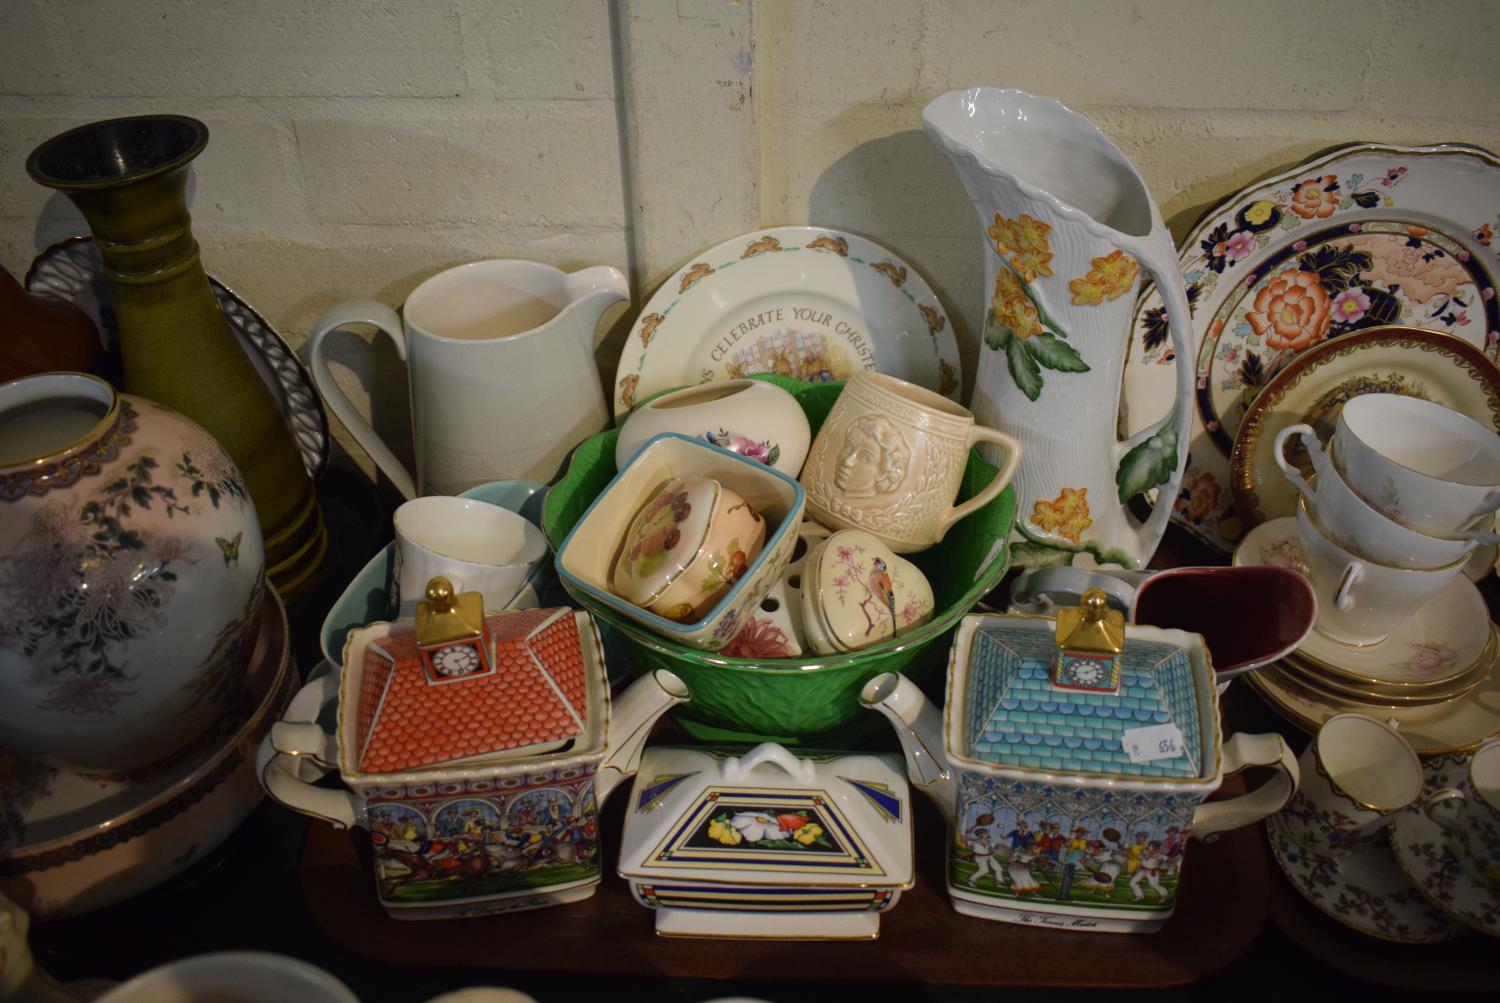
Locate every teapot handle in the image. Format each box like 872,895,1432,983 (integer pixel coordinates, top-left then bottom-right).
255,665,363,831
1110,234,1196,560
1191,731,1298,840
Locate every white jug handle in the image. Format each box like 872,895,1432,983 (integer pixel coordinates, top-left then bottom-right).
940,426,1023,535
1334,562,1362,611
254,666,362,831
1191,731,1298,840
1272,424,1323,502
1112,236,1196,562
308,299,418,500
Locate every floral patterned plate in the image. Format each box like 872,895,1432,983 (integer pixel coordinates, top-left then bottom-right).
611,227,961,418
1246,650,1500,756
1125,144,1500,552
1232,517,1495,687
1229,327,1500,534
1391,791,1500,938
1265,811,1465,943
25,236,329,480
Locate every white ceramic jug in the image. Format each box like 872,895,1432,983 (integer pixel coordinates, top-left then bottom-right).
924,88,1195,569
310,260,628,498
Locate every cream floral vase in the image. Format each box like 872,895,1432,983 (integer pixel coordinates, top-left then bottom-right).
924,88,1197,569
0,373,265,774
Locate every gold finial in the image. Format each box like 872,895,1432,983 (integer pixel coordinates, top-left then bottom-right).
415,575,485,647
1055,588,1125,656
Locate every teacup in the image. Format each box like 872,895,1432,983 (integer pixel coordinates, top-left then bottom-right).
801,372,1021,553
1274,424,1493,568
1426,737,1500,881
393,496,547,617
1335,393,1500,536
1280,713,1458,857
1295,499,1468,646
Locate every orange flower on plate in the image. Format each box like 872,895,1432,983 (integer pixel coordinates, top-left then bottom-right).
1031,486,1092,543
1068,250,1140,305
1178,472,1221,520
1245,268,1333,352
992,266,1043,341
1289,175,1340,220
987,212,1054,281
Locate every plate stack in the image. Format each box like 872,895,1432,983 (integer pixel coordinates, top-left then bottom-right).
1233,393,1500,757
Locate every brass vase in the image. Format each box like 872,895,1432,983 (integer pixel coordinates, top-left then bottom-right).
27,115,325,602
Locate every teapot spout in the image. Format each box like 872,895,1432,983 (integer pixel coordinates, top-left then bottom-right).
860,672,956,823
563,265,630,352
594,668,689,805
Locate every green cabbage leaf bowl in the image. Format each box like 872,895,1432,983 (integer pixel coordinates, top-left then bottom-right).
543,375,1015,745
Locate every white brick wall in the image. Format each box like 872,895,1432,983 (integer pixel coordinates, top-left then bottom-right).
2,0,1497,474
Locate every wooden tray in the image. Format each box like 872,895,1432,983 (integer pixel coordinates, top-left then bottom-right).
300,784,1269,988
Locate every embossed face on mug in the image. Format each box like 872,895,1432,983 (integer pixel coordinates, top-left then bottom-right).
835,415,909,498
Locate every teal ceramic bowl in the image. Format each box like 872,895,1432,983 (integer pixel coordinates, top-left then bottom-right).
543,376,1016,745
319,480,551,667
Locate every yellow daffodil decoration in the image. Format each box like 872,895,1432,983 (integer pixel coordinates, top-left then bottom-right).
1031,486,1093,544
982,211,1089,402
1068,249,1140,306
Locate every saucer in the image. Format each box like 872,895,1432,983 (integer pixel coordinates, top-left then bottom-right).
1278,633,1494,707
1234,518,1492,687
1265,811,1465,943
1246,641,1500,755
0,591,294,919
1391,800,1500,939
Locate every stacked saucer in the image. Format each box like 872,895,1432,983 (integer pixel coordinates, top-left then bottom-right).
1235,394,1500,755
1235,520,1500,756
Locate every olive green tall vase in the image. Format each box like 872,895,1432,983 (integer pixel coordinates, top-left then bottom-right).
27,115,326,603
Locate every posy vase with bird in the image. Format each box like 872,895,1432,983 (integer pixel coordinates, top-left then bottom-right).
923,88,1196,569
26,115,325,603
799,529,934,654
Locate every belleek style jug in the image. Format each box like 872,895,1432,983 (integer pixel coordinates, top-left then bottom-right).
924,88,1196,569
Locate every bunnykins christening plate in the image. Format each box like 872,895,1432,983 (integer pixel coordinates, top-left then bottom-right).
1123,143,1500,552
612,227,961,417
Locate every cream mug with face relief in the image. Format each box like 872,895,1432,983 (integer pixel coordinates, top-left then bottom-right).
801,372,1021,553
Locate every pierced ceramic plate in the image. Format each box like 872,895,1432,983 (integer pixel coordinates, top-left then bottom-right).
1265,812,1465,943
25,236,329,479
1125,143,1500,553
1232,516,1494,687
1391,797,1500,938
1229,327,1500,533
611,227,961,418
